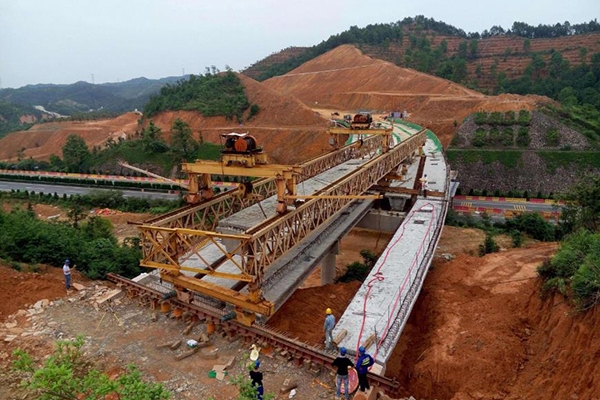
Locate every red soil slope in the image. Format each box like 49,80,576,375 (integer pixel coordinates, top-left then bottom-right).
150,74,330,164
263,45,552,146
390,242,600,400
0,113,140,162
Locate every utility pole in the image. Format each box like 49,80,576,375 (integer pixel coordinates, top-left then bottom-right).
91,74,95,84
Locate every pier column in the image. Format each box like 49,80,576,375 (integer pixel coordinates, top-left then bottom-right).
321,241,339,285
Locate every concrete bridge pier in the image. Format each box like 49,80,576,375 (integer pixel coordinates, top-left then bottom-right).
321,241,339,285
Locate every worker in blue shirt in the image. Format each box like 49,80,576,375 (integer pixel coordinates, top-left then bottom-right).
324,308,335,351
356,346,374,392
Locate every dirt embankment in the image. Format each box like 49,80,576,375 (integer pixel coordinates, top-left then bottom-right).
262,44,551,147
0,113,140,162
389,240,600,400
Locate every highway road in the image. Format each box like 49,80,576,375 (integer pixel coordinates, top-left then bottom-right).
0,180,181,201
455,198,563,213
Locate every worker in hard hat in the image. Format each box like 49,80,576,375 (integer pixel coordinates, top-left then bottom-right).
356,346,374,392
249,359,264,400
324,308,335,351
331,347,354,400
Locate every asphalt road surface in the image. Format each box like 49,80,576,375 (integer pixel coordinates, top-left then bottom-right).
0,180,180,201
456,198,562,213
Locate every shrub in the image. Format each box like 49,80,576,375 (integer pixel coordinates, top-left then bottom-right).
510,230,524,247
338,261,370,282
516,127,531,147
489,127,501,145
538,230,600,308
472,128,487,147
505,212,555,241
503,111,516,125
478,234,499,256
501,127,514,146
474,111,487,125
545,127,560,146
489,111,502,125
518,110,531,125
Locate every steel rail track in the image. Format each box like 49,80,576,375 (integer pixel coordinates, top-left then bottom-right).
106,272,402,395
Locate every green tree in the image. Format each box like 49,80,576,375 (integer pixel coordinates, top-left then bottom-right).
559,174,600,234
523,38,531,53
141,121,168,153
478,234,499,256
170,118,198,161
469,39,478,59
67,202,86,228
457,41,468,59
13,336,171,400
439,39,448,54
62,134,90,172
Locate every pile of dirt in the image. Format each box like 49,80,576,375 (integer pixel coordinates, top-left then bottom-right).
0,112,140,162
262,44,551,146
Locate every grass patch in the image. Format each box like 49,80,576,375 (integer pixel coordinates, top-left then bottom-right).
446,149,523,168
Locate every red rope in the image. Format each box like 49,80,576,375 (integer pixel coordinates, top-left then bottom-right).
354,202,437,361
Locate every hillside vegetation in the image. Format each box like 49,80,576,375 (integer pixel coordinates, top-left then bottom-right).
0,101,42,139
144,70,255,122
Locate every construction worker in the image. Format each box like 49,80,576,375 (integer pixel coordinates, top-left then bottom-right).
63,259,72,291
356,346,374,392
419,174,429,198
324,308,335,351
331,347,354,400
249,360,264,400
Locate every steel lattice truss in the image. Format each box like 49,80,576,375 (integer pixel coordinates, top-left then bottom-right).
137,132,424,314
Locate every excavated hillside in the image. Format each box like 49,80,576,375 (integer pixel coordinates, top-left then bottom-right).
263,45,550,146
149,74,329,164
0,113,140,162
245,31,600,91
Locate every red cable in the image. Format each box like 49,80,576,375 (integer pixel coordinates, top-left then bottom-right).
354,202,437,362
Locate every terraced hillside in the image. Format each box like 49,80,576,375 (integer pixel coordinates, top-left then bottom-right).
447,110,600,194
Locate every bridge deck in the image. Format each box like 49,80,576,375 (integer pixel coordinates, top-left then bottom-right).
333,139,448,371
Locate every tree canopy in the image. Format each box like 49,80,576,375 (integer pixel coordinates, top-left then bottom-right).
62,134,91,172
144,70,250,121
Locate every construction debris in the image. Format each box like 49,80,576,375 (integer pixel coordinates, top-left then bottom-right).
175,347,198,361
280,378,298,394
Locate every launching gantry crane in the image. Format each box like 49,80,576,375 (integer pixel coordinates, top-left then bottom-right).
183,133,303,214
123,132,386,325
329,112,393,152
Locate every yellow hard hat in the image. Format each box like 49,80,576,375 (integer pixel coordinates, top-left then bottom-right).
326,308,332,314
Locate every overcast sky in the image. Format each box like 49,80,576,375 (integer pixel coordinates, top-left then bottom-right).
1,0,598,89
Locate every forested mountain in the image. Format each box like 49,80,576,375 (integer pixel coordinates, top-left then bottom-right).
0,75,187,117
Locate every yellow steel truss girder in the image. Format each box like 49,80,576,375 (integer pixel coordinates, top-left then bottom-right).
328,128,392,135
245,130,426,272
146,136,383,231
182,160,302,179
139,226,252,279
160,273,274,315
